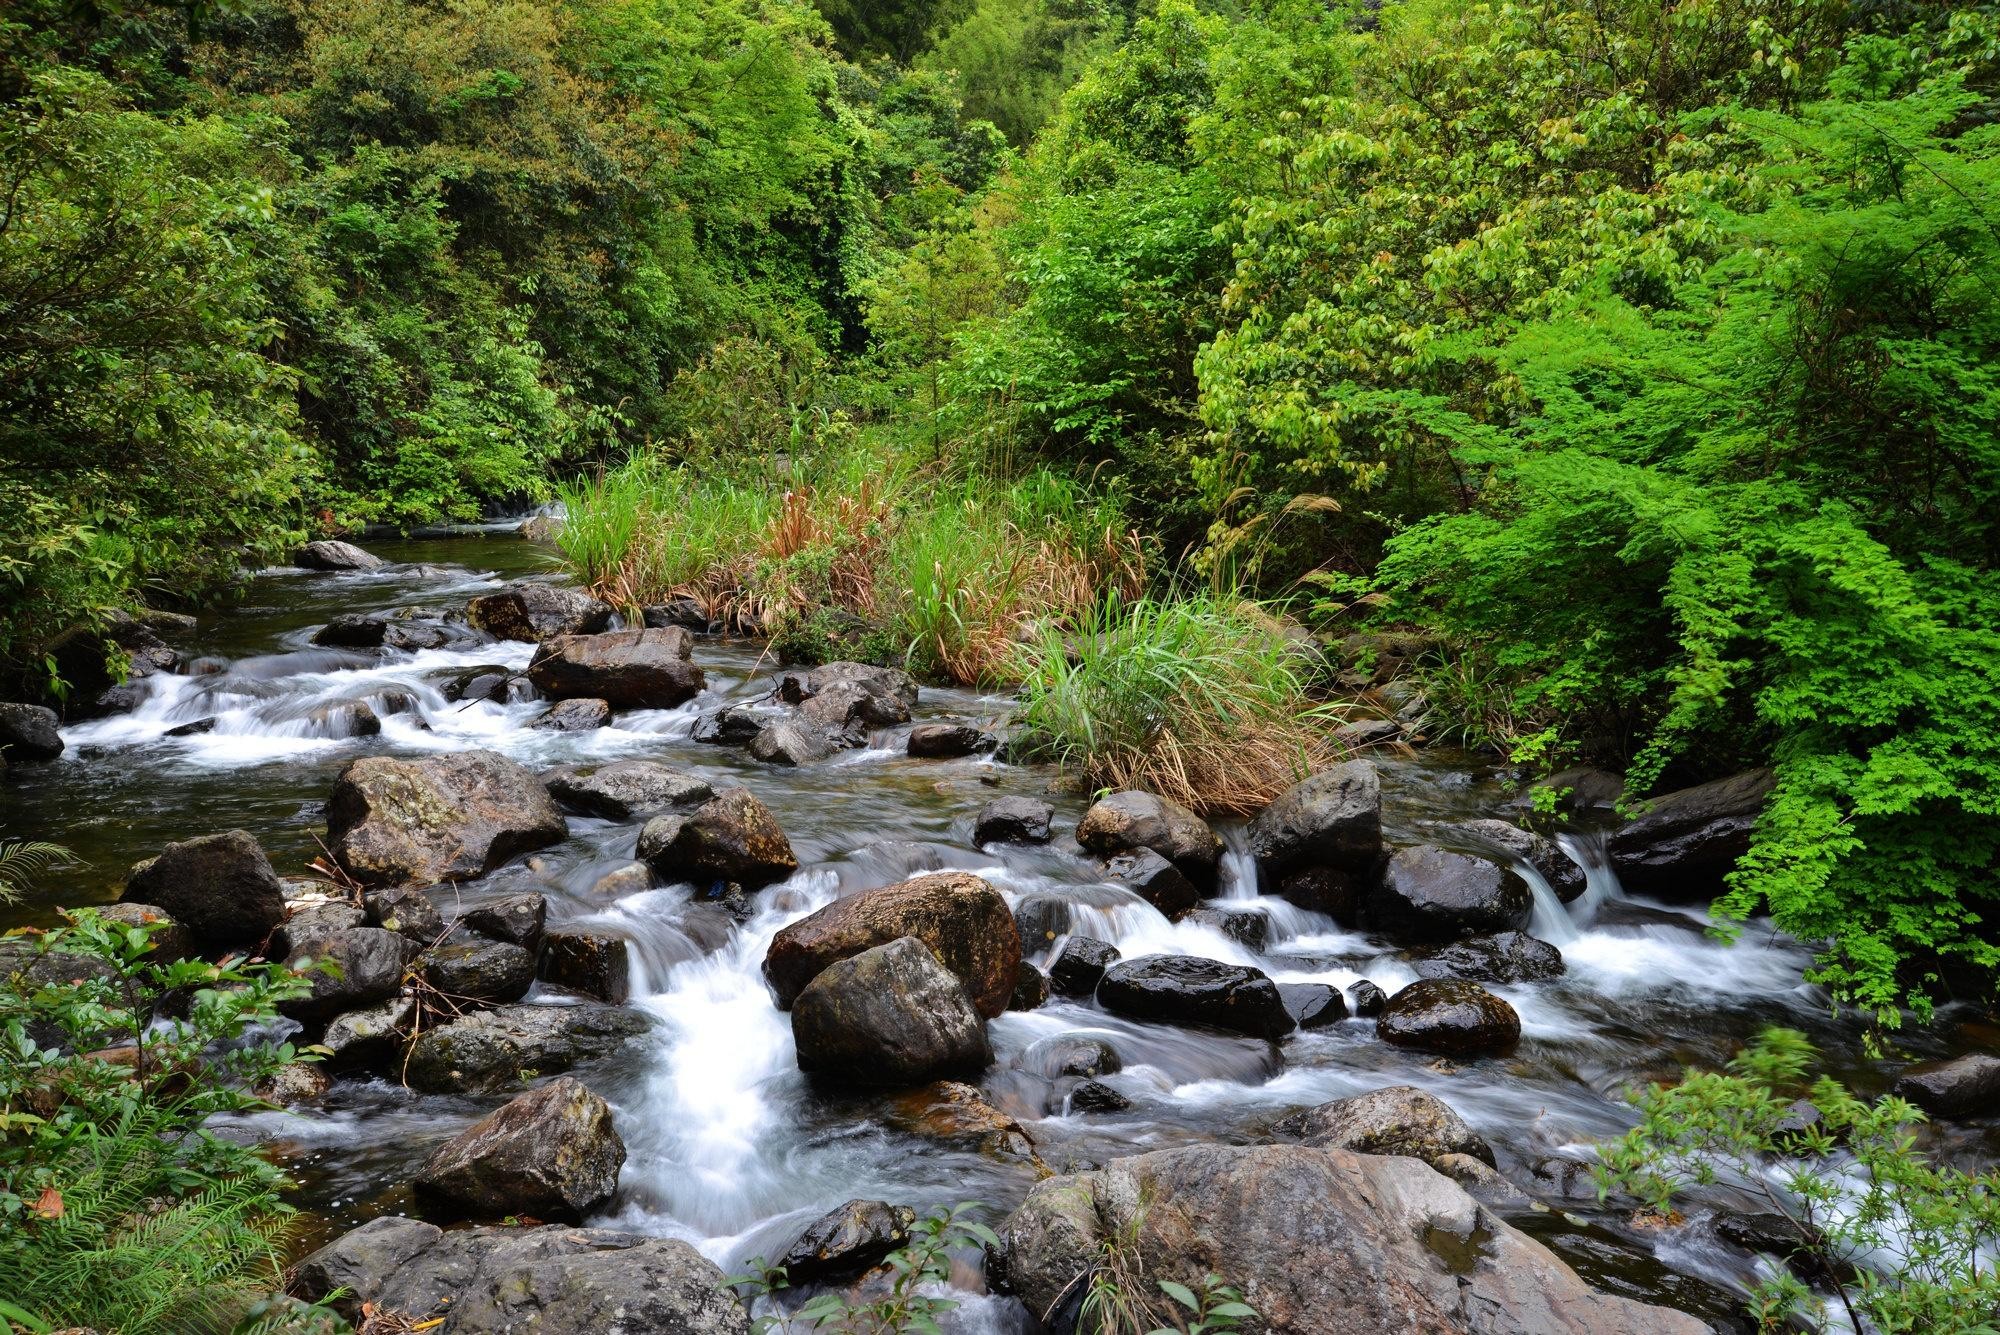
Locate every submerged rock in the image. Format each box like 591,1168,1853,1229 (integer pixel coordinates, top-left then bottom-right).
415,1077,625,1223
466,584,613,642
1076,791,1222,883
404,1003,650,1095
791,937,993,1088
328,751,567,889
780,1199,916,1285
974,796,1055,845
527,628,704,709
1607,768,1775,898
0,702,64,763
992,1144,1705,1335
544,759,711,820
1376,979,1521,1057
296,539,384,571
764,871,1020,1018
123,829,287,950
1096,954,1292,1040
637,787,798,890
1274,1085,1494,1168
291,1216,748,1334
1368,845,1531,942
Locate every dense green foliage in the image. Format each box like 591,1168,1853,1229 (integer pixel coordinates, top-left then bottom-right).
1597,1028,2000,1333
0,911,330,1333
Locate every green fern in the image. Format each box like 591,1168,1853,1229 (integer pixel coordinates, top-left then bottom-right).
0,840,74,905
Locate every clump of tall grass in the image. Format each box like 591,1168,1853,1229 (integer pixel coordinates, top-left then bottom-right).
1011,593,1332,815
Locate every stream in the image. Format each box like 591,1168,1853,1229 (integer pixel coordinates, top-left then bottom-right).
2,528,1988,1330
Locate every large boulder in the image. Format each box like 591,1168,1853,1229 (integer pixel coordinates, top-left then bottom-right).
1104,849,1199,919
1412,932,1565,984
1096,955,1292,1040
527,629,704,708
778,661,919,711
974,796,1054,845
281,926,410,1022
1274,1086,1494,1168
1607,768,1775,897
1892,1054,2000,1120
296,539,384,571
790,937,992,1088
907,723,989,758
466,584,614,642
1376,980,1521,1057
545,760,712,819
123,830,286,950
405,1003,650,1095
798,681,911,744
0,703,64,763
1076,791,1222,883
749,718,835,766
637,787,798,890
291,1216,748,1334
992,1144,1705,1335
1248,761,1383,880
764,871,1020,1018
423,935,538,1004
1438,819,1587,903
328,751,567,888
1368,845,1530,942
415,1077,625,1223
780,1199,915,1285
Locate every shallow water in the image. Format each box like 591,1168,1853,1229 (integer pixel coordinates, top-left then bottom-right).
2,530,1984,1327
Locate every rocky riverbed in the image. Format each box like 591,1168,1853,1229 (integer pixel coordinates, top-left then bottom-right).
4,527,1995,1334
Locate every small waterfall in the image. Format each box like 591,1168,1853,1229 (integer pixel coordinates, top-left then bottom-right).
1560,830,1621,921
1516,859,1580,946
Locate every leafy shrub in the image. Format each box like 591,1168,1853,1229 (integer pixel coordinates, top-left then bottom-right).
726,1202,1000,1334
1596,1028,2000,1334
0,910,329,1333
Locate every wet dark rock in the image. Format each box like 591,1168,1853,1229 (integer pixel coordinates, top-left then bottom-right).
404,1003,651,1095
791,937,993,1088
323,995,417,1071
124,829,286,950
291,1215,747,1334
1010,961,1050,1011
1023,1033,1122,1079
1525,1155,1601,1202
1368,845,1531,942
642,597,711,631
1274,864,1373,922
1590,900,1707,937
312,613,392,648
1892,1054,2000,1119
638,787,799,890
1607,768,1775,898
416,1077,625,1223
364,885,447,946
887,1080,1040,1166
1348,979,1389,1017
1248,760,1383,879
328,751,567,889
307,699,381,737
1076,791,1222,883
1413,932,1566,984
1277,981,1347,1029
1714,1212,1851,1288
1182,905,1269,951
1377,979,1521,1057
296,539,384,571
1068,1080,1131,1113
993,1144,1707,1335
545,759,711,820
1014,893,1074,956
764,871,1019,1018
457,892,548,952
749,718,835,766
382,620,468,652
780,1199,916,1284
1439,818,1587,903
527,628,704,709
163,717,216,737
466,584,614,642
906,723,988,758
371,688,421,718
1048,936,1120,997
1096,955,1292,1040
282,926,411,1022
94,903,192,961
424,935,537,1004
435,664,532,705
778,661,919,711
974,796,1054,845
1103,849,1199,919
1275,1085,1494,1168
531,697,611,731
541,930,630,1005
691,703,768,746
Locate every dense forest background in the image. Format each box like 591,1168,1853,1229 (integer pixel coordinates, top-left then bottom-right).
2,0,1997,1017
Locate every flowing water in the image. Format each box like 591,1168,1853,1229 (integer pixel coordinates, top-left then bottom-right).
2,530,1985,1329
